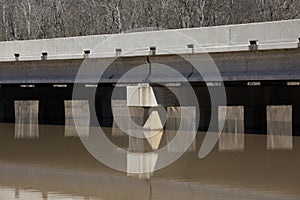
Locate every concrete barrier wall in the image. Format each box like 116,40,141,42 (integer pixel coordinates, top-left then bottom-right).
0,19,299,61
229,19,300,45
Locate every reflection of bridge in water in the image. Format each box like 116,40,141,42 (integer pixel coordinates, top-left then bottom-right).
0,19,300,196
0,123,300,199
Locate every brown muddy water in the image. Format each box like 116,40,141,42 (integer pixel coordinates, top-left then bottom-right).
0,123,299,200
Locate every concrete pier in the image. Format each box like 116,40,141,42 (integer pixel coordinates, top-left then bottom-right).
64,100,90,137
0,19,299,149
267,106,293,150
14,101,39,138
165,107,197,152
218,106,245,151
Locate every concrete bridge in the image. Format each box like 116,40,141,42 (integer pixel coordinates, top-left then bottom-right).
0,19,300,154
0,19,299,83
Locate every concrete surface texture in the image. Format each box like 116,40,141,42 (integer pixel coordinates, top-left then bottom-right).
0,19,299,61
267,105,293,150
218,106,245,151
14,101,39,139
64,100,90,137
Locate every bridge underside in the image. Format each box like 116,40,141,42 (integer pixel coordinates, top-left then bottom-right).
0,82,300,136
0,48,299,139
0,49,300,83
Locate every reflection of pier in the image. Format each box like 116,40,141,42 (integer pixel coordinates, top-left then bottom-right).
5,84,297,177
3,95,297,179
0,123,300,199
0,161,299,200
0,19,300,180
0,20,299,138
6,98,295,151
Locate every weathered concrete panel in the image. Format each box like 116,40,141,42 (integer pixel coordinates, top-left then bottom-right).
165,107,196,152
14,101,39,138
148,55,194,81
127,85,158,107
0,59,81,83
104,57,149,82
230,19,300,45
181,25,230,47
245,52,299,72
126,107,146,152
0,56,149,83
143,111,164,150
64,100,90,137
217,56,248,73
0,49,300,84
111,100,128,137
218,106,244,151
0,35,107,61
111,101,145,138
127,152,158,179
0,19,299,62
267,106,293,150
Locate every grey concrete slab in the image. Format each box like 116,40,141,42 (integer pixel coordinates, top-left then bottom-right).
14,101,39,138
218,106,245,152
0,49,299,83
165,107,197,152
0,19,299,62
64,100,90,137
230,19,300,45
267,106,293,150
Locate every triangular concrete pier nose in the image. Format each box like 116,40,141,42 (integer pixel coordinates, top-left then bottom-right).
143,111,164,150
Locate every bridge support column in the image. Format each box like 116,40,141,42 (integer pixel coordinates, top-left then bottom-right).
64,100,90,137
111,100,145,138
111,100,127,137
125,85,164,152
267,105,293,150
165,107,196,152
126,84,158,107
218,106,244,152
115,85,159,179
14,101,39,138
128,107,146,152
